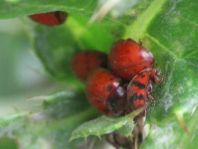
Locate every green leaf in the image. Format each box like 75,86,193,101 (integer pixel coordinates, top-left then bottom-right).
0,91,98,149
0,112,27,130
141,109,198,149
0,137,18,149
41,91,93,119
70,109,142,141
0,0,97,19
127,0,198,148
66,15,120,51
146,0,198,124
33,24,80,81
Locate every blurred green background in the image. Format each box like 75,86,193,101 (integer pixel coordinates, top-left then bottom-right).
0,18,57,148
0,18,52,115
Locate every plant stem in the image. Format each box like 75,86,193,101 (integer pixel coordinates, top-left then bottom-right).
123,0,167,40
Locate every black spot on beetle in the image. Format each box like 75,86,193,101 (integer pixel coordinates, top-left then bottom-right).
129,93,138,102
137,94,145,99
129,93,145,103
133,81,146,89
54,11,67,23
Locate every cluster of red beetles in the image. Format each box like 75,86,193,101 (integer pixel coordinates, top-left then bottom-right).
72,39,162,117
29,11,162,117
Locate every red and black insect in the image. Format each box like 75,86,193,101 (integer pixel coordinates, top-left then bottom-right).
29,11,67,26
125,68,162,149
108,39,154,80
127,68,162,111
86,68,126,116
71,51,107,81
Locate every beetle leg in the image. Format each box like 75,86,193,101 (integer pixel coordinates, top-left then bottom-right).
151,69,163,84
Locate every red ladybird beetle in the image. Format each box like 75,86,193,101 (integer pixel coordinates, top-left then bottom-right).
29,11,67,26
108,39,154,80
127,68,162,111
86,68,126,116
71,51,107,81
